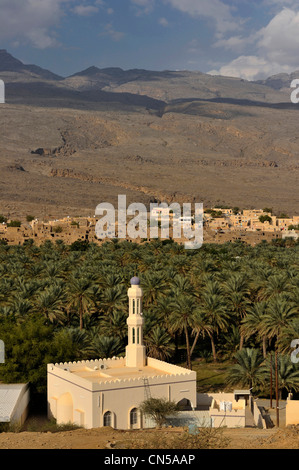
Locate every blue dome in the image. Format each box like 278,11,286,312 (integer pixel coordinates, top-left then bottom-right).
130,276,140,285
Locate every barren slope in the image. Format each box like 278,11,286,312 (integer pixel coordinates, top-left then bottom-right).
0,51,298,219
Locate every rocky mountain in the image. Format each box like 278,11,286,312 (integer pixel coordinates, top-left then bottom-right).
0,51,298,219
64,64,291,104
255,71,299,91
0,50,292,105
0,49,62,81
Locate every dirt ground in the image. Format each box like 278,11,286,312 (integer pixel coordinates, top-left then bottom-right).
0,425,299,450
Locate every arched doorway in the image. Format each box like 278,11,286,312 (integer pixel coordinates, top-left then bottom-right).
129,407,139,429
177,398,192,411
103,411,112,427
57,393,73,425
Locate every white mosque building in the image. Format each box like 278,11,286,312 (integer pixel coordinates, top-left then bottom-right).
47,277,197,430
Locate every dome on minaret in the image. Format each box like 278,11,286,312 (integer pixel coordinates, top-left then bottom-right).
130,276,140,285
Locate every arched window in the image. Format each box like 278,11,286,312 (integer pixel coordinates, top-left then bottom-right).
103,411,112,427
132,299,135,314
137,327,140,344
136,299,139,314
130,408,138,426
132,327,135,344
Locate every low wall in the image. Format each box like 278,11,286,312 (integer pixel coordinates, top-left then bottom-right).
252,401,267,429
10,384,30,425
167,410,211,428
286,399,299,426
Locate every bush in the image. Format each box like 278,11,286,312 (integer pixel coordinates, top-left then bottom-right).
7,220,21,227
139,398,179,428
53,226,63,233
123,428,229,449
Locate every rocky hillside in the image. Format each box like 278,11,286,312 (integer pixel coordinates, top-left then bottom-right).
0,51,298,219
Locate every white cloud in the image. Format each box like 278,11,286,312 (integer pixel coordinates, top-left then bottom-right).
0,0,69,48
164,0,240,34
209,7,299,79
158,17,169,27
100,23,125,41
130,0,155,15
257,8,299,67
73,4,99,16
208,55,293,81
213,34,255,52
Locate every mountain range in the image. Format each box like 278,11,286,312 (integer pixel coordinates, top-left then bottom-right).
0,50,298,219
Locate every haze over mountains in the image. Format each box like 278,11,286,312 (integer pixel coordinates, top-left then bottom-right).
0,50,298,219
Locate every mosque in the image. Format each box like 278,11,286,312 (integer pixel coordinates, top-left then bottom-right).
47,277,197,429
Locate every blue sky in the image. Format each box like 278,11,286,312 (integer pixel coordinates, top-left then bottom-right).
0,0,298,80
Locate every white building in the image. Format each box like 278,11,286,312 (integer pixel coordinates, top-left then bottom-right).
47,277,197,430
0,383,29,426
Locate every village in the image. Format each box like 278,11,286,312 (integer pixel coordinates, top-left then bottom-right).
0,207,298,247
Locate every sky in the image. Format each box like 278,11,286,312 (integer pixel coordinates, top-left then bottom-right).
0,0,298,80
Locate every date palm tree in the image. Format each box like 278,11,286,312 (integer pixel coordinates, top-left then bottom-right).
67,275,96,330
227,348,265,390
34,284,66,324
241,301,268,358
197,291,230,362
169,294,197,369
89,335,123,359
262,354,299,399
144,326,175,361
261,295,298,346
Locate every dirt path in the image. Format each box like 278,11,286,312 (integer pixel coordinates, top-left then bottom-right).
1,426,299,450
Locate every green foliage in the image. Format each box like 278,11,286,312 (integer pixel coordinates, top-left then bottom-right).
70,239,90,251
206,210,223,218
0,318,74,393
0,215,7,224
0,239,297,398
227,348,265,390
52,225,63,233
263,208,272,214
139,397,179,427
7,220,21,227
259,215,272,224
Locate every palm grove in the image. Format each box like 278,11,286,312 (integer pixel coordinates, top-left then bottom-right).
0,237,298,408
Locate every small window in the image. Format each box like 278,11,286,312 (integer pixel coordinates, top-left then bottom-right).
136,299,139,314
130,408,138,426
137,328,140,344
132,299,135,314
103,411,112,427
132,327,135,344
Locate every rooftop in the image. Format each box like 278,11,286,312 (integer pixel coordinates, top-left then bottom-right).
0,384,27,422
68,364,171,383
49,357,195,388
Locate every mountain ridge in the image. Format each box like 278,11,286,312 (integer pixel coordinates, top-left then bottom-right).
0,49,298,218
0,49,294,104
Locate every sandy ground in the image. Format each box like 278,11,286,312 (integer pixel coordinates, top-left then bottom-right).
0,425,299,450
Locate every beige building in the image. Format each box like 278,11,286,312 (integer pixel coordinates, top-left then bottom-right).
47,277,197,430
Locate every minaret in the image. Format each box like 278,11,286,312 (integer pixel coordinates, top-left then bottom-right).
125,277,146,368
